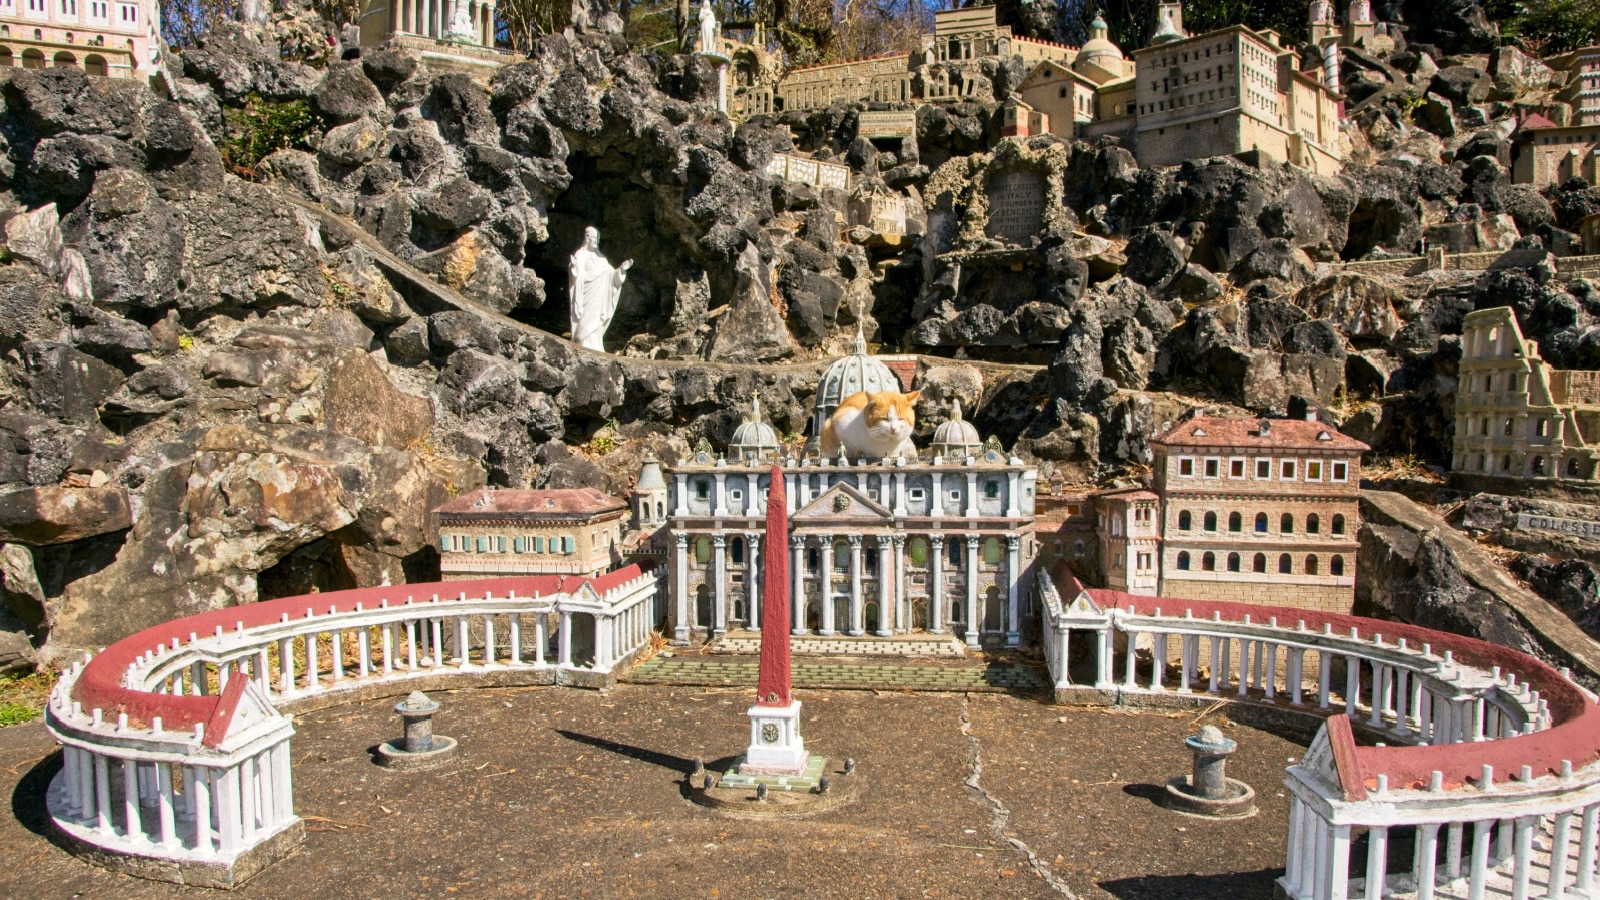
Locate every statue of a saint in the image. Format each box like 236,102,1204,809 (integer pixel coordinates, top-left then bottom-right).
568,227,632,352
696,0,717,53
445,0,477,43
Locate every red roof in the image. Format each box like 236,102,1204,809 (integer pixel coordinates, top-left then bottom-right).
1152,416,1369,452
1517,112,1558,132
435,487,627,518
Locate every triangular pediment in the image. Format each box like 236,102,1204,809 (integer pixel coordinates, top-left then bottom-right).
792,482,893,523
1063,591,1104,618
1299,723,1339,785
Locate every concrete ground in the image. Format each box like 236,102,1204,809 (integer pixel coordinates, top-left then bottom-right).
0,685,1303,899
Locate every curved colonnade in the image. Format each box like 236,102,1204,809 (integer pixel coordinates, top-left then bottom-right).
1041,568,1600,899
41,566,660,887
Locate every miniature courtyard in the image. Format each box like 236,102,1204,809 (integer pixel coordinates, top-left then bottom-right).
0,681,1301,899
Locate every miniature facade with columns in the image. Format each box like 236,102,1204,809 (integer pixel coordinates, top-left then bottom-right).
0,0,167,86
650,346,1039,649
357,0,504,74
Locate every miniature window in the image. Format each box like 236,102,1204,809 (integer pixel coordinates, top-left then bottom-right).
1067,504,1081,515
695,537,710,563
1227,552,1241,572
1178,510,1192,530
1281,514,1294,534
1331,461,1348,482
1502,454,1513,472
806,548,819,572
1074,540,1085,555
1280,460,1296,480
1305,554,1319,575
1176,551,1191,570
1228,512,1242,532
1307,514,1320,535
984,481,1000,500
1537,418,1549,437
1178,457,1195,477
949,541,961,565
533,536,544,552
909,488,926,503
1203,511,1217,532
984,538,1001,564
1504,418,1514,436
1306,461,1323,481
1255,459,1271,479
1278,553,1292,574
731,537,745,564
1204,458,1220,478
909,538,928,565
1331,514,1346,536
949,489,962,502
1114,555,1124,569
834,542,849,571
1201,551,1216,571
694,480,710,501
729,489,743,503
1331,555,1345,576
1229,459,1245,478
1112,517,1123,537
498,537,507,553
1137,552,1152,571
1570,458,1582,477
865,547,879,575
1253,553,1267,573
1533,455,1546,476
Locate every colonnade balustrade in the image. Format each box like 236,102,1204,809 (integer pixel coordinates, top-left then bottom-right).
1040,569,1600,899
44,567,660,886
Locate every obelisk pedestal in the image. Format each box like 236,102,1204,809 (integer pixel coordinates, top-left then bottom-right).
739,464,808,776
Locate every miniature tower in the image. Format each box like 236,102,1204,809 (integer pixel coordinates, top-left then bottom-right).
740,464,807,774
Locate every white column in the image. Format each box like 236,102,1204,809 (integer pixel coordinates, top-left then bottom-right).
1286,800,1305,892
929,535,945,634
746,533,761,631
1416,823,1438,900
1318,652,1332,709
712,534,727,635
713,472,727,516
121,758,140,841
892,472,907,516
674,474,688,515
791,535,806,635
216,766,241,854
1469,818,1493,900
1005,470,1020,517
847,535,863,636
965,535,980,650
273,741,293,822
965,473,979,517
191,765,212,854
534,614,547,665
1345,656,1359,714
1512,816,1534,900
878,535,896,636
1005,534,1021,647
559,612,573,666
1550,811,1574,899
1365,824,1388,900
931,472,944,516
674,535,690,643
819,537,835,635
1578,803,1598,896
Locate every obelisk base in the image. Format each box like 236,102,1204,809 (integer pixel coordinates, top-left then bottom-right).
739,700,808,775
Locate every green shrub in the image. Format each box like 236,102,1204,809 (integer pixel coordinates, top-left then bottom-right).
221,95,317,176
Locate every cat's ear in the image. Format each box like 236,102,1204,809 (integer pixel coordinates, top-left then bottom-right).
905,390,921,404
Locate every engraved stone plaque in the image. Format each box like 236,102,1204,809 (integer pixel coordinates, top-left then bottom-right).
984,169,1045,244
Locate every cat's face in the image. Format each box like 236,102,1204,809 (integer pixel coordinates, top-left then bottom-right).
863,391,919,443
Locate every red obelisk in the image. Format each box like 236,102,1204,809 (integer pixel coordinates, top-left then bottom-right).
756,464,791,707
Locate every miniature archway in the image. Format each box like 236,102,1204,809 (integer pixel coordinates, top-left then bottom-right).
84,53,105,76
21,48,45,69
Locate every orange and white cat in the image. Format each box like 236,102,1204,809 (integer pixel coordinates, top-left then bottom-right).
820,390,920,459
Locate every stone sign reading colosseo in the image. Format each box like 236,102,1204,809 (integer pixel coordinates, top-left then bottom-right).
1515,512,1600,539
984,169,1046,244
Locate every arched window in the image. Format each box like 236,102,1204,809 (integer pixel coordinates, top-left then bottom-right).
1537,418,1548,437
1532,456,1546,476
806,548,819,572
983,538,1001,564
1228,512,1242,532
730,537,745,565
1306,514,1320,535
1201,552,1216,571
1331,514,1345,536
21,48,44,69
1226,552,1241,572
1254,512,1267,533
1281,513,1294,534
1252,553,1266,573
864,547,879,575
1203,511,1217,532
1570,458,1582,477
1331,555,1345,576
694,537,711,563
1176,551,1190,570
0,47,11,68
909,538,928,566
1178,510,1192,530
1502,454,1513,472
84,52,105,76
833,541,849,571
1278,553,1292,574
1305,554,1319,575
656,501,664,519
949,541,961,565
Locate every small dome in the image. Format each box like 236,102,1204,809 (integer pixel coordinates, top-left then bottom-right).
636,452,667,491
932,400,983,459
1149,13,1183,45
816,328,902,411
1075,17,1124,73
730,395,781,461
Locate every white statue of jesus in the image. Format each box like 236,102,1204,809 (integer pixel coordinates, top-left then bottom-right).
445,0,477,43
568,226,632,352
696,0,717,53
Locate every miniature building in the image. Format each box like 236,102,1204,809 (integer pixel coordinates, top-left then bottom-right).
357,0,505,75
847,185,910,237
933,6,1010,61
1016,58,1104,140
1554,45,1600,127
805,328,905,452
0,0,166,87
1035,483,1097,581
1582,212,1600,255
999,94,1049,137
1511,111,1599,188
1451,307,1600,480
435,487,629,580
1094,413,1366,612
652,371,1039,649
1119,3,1343,173
1309,0,1392,53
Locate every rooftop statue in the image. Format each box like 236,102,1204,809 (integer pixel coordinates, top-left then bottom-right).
568,226,632,353
696,0,717,53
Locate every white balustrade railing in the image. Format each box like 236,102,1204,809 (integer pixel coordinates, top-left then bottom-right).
1042,567,1600,900
43,566,661,885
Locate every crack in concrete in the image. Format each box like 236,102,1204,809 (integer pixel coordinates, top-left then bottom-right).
959,694,1077,898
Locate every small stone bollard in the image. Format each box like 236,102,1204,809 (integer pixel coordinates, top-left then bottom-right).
704,772,717,790
376,690,459,771
844,758,856,775
692,757,705,777
396,691,439,753
756,783,768,802
1162,724,1255,817
817,775,831,794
